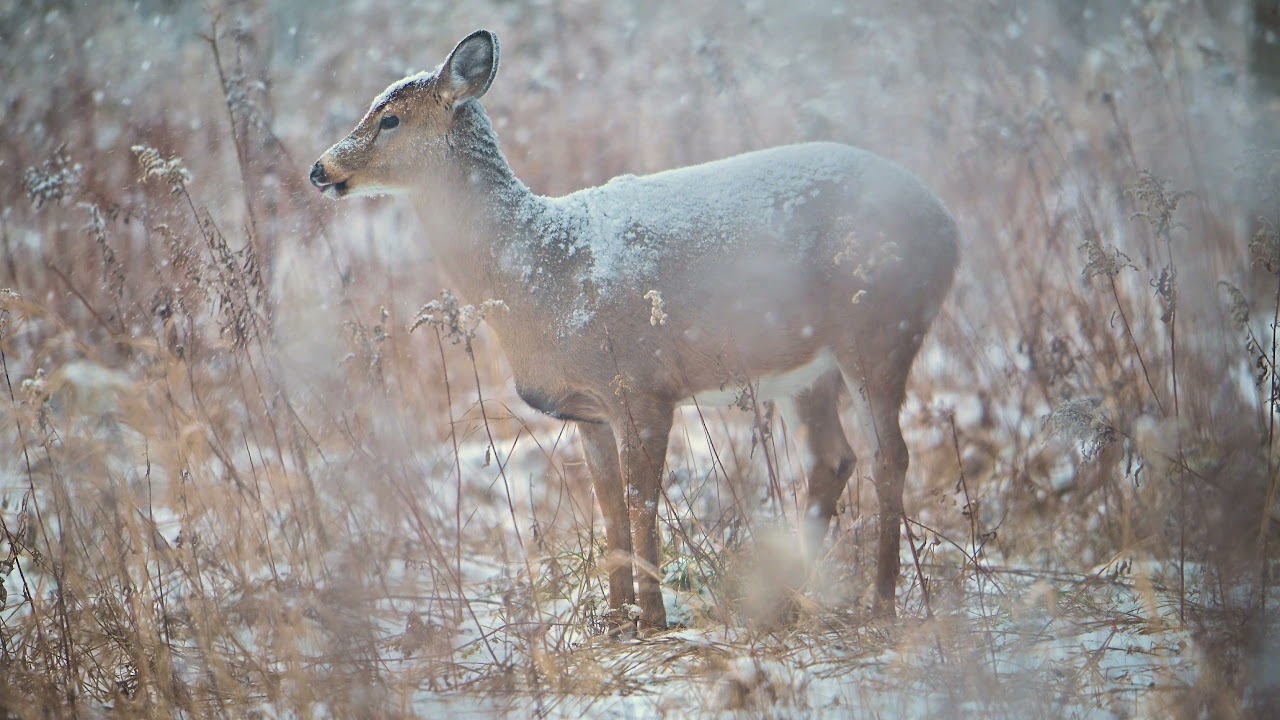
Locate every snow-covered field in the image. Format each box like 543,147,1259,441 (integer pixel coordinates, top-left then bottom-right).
0,415,1213,717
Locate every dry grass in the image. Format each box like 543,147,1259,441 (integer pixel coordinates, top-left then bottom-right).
1,0,1278,717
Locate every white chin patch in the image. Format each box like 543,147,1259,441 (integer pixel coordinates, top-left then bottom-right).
343,183,399,199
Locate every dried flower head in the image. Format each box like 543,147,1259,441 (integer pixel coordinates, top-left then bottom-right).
19,368,48,402
610,373,631,398
835,229,901,295
19,368,52,431
1044,397,1115,461
131,145,192,194
344,306,390,382
0,288,19,335
410,288,506,353
643,289,668,326
22,145,81,208
1079,232,1133,279
1129,170,1191,240
1031,335,1076,386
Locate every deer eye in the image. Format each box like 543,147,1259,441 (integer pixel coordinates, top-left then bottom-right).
379,115,400,130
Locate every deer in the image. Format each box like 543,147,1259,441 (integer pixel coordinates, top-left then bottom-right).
311,30,958,636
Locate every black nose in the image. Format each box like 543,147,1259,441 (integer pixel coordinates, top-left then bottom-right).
309,162,328,187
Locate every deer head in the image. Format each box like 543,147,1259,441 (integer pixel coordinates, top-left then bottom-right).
309,30,500,199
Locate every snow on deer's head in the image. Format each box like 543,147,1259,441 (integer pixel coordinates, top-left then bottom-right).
310,30,499,199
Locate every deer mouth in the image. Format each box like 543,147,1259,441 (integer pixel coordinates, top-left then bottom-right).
309,162,349,199
318,179,349,199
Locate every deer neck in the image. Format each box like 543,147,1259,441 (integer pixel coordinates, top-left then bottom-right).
409,101,564,326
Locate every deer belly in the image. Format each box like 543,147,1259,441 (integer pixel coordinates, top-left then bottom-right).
683,348,839,409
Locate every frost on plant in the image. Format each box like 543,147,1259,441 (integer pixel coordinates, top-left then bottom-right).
131,145,192,194
410,288,506,352
22,145,81,209
1044,397,1115,461
225,72,271,133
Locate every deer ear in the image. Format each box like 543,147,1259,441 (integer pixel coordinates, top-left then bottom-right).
441,30,499,102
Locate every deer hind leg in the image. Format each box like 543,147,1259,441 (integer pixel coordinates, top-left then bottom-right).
795,369,857,566
578,421,637,633
613,401,674,635
839,352,912,618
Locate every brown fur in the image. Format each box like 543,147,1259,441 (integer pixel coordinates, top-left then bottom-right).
312,30,959,634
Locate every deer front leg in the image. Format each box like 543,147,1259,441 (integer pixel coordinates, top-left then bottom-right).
615,403,673,635
578,421,637,634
